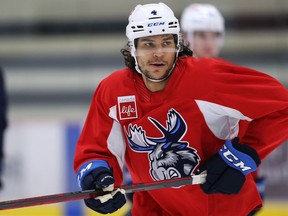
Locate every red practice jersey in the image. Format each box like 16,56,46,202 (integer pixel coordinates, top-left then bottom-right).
74,56,288,216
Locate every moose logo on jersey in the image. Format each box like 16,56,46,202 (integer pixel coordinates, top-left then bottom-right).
125,109,200,181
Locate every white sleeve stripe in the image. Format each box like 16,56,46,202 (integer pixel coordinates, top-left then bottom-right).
108,106,126,172
195,100,252,140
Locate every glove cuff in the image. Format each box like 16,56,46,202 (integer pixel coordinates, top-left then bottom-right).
77,160,110,189
218,139,260,175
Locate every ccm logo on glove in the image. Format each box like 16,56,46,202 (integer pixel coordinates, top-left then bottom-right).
218,140,258,175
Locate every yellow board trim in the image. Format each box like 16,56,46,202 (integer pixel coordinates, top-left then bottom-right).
2,204,63,216
257,202,288,216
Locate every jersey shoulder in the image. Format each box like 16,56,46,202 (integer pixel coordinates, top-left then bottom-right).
93,67,136,105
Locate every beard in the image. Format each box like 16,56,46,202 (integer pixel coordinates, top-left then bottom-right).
140,57,172,81
141,68,170,81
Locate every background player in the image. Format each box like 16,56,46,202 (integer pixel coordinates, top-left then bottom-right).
180,3,225,58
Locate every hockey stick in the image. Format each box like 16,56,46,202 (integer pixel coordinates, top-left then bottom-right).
0,172,206,210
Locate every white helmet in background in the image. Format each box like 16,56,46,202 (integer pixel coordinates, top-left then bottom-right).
181,3,225,35
126,2,181,81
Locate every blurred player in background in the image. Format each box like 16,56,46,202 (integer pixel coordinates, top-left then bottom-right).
180,3,225,58
0,68,7,190
181,4,266,215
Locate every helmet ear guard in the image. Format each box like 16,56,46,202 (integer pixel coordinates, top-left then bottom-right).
176,33,183,53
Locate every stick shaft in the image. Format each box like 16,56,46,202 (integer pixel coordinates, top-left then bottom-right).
0,172,206,210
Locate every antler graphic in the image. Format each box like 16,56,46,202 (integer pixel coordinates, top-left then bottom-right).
126,124,156,151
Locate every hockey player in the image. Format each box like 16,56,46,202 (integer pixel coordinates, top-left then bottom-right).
180,3,225,58
74,2,288,215
180,4,266,215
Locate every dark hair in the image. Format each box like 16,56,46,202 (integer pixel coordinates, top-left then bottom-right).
120,35,193,70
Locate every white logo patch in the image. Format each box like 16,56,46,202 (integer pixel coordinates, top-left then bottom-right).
118,95,138,120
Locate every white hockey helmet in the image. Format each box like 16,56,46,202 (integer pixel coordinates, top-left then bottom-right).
180,4,225,35
126,2,181,58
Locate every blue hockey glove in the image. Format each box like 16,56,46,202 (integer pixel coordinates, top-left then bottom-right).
199,137,261,194
77,161,126,214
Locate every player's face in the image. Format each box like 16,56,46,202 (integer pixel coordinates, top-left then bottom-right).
192,31,222,58
135,34,177,82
